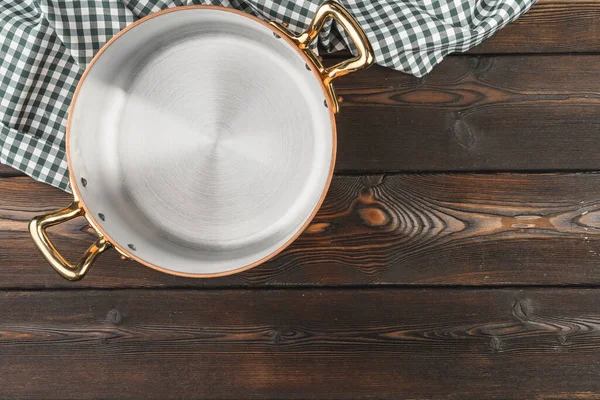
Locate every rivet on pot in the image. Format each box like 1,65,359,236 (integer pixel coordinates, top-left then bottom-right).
324,100,328,108
128,244,137,251
81,177,87,187
273,32,280,39
98,213,105,221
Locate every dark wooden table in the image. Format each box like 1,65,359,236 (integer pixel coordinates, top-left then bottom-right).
3,1,600,398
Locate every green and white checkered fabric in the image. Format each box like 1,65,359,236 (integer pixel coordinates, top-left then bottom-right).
1,0,535,191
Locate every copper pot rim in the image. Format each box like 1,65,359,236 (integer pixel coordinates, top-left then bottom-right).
66,4,337,278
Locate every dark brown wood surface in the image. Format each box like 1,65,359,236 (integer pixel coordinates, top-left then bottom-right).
3,173,600,288
334,54,600,172
2,1,600,398
1,289,600,399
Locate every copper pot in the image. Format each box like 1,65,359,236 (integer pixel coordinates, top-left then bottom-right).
30,1,374,280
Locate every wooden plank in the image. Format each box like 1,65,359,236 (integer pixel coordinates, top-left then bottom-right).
4,56,600,175
3,173,600,288
1,288,600,399
333,54,600,172
468,0,600,54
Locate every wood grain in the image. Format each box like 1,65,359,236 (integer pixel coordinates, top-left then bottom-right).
4,173,600,288
334,54,600,172
1,288,600,399
468,0,600,53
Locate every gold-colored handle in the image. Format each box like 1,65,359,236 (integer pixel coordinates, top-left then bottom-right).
29,201,110,281
271,1,374,113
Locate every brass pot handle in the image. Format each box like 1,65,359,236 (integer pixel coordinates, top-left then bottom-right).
29,201,110,281
271,1,374,113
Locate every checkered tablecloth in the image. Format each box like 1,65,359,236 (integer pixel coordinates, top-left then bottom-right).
1,0,535,191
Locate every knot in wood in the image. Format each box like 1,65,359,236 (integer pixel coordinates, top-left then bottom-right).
107,309,123,326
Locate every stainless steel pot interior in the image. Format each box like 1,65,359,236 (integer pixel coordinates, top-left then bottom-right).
68,8,334,275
